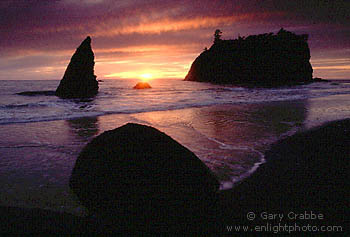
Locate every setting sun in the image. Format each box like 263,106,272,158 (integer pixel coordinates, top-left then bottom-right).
140,73,153,81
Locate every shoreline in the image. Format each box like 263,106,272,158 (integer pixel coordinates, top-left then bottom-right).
0,118,348,233
0,100,308,126
0,101,307,217
219,119,349,233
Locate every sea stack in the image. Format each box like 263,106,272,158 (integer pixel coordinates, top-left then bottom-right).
55,36,98,98
185,28,314,87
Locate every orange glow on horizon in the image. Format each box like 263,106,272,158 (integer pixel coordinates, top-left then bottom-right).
103,68,187,80
139,73,153,81
94,42,196,80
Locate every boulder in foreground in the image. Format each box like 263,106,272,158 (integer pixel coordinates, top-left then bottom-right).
55,36,98,98
69,123,219,226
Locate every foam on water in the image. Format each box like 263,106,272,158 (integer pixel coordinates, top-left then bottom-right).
1,79,350,125
217,123,303,190
209,138,266,190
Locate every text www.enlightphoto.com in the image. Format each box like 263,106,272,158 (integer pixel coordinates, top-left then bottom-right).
226,211,343,233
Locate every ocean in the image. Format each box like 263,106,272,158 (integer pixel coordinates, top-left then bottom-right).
1,78,350,216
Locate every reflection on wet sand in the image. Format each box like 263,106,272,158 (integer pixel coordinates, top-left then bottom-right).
0,98,332,215
130,100,308,148
122,100,308,187
66,117,99,141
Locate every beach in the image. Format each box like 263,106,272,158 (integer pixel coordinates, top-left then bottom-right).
0,117,348,233
220,118,349,233
0,102,300,215
0,79,349,233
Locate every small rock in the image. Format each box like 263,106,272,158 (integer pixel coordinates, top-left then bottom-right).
133,82,151,89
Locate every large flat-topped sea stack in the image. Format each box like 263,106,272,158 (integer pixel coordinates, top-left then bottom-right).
185,28,314,87
55,36,98,98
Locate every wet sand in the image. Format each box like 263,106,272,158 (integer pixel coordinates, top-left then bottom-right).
219,118,349,233
0,102,307,215
0,119,348,233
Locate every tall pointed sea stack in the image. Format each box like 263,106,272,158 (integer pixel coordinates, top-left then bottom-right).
55,36,98,98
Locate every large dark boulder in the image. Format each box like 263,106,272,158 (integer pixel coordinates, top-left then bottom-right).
185,28,314,87
69,123,219,228
55,36,98,98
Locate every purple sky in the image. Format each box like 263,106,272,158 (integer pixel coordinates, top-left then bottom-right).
1,0,349,80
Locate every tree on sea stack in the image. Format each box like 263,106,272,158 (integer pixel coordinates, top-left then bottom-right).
213,29,222,44
55,36,98,98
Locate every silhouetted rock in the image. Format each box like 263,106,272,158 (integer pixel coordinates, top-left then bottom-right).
313,77,329,82
185,28,314,87
55,36,98,98
133,82,151,89
0,206,88,234
69,123,219,229
220,119,349,229
16,91,55,96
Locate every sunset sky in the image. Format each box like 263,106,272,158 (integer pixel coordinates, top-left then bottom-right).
1,0,349,80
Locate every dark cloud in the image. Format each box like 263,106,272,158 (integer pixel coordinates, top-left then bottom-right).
0,0,349,79
2,0,347,53
270,0,350,24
